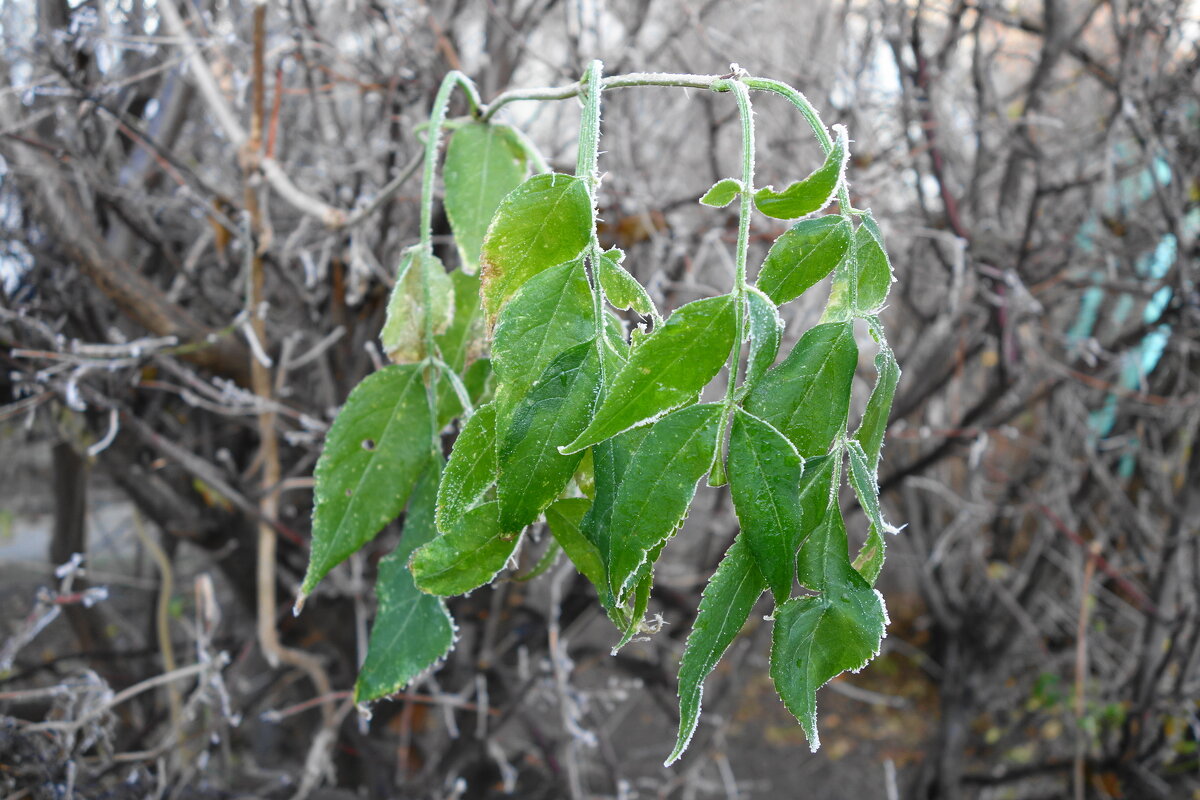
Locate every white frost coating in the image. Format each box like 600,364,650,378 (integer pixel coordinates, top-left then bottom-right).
86,408,119,457
239,319,273,368
80,586,109,607
664,682,703,766
55,552,85,579
557,395,695,455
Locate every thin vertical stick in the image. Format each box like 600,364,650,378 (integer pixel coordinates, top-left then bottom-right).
242,3,333,733
1073,542,1099,800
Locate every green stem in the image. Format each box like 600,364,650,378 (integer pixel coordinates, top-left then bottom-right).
743,77,853,214
709,78,755,487
573,61,609,389
420,72,479,253
480,71,722,122
749,77,860,317
416,71,481,460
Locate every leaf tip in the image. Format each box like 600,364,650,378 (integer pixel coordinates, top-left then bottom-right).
292,592,307,616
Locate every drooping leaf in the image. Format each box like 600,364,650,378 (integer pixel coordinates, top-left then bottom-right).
580,426,651,605
847,440,888,586
756,215,852,305
666,535,765,766
562,295,737,453
847,440,885,537
381,249,455,363
356,467,454,702
411,501,519,596
853,525,885,587
610,567,654,652
769,577,886,751
728,409,804,603
480,173,593,321
545,497,605,592
853,339,900,472
745,321,857,458
444,122,528,274
699,177,743,208
492,259,595,416
549,493,630,630
853,212,894,312
797,492,866,594
303,365,432,595
753,125,848,220
598,248,656,317
744,286,783,392
794,454,839,580
605,403,722,599
497,341,600,531
436,402,497,533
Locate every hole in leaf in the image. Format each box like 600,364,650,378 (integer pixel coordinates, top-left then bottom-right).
362,439,376,451
345,488,353,497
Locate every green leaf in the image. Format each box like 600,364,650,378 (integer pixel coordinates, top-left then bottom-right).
847,441,885,537
492,259,595,416
436,402,497,533
744,321,857,458
356,467,454,702
612,567,654,652
853,340,899,472
700,178,743,208
411,501,519,596
436,271,486,372
797,495,865,594
728,409,805,604
480,173,593,321
605,313,632,364
769,577,886,751
853,212,894,312
776,502,886,749
581,427,650,605
573,449,596,499
744,286,782,392
598,248,656,317
303,365,432,596
462,357,493,407
794,454,839,586
444,122,529,274
753,125,848,220
756,215,852,305
853,525,885,587
545,497,605,591
381,249,454,364
847,440,886,585
497,341,600,531
667,535,765,766
562,295,737,453
606,403,722,599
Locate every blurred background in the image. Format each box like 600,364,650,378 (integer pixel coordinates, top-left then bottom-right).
1,1,1198,798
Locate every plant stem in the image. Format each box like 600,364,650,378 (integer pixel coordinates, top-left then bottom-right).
743,77,853,214
421,72,479,253
242,3,333,723
480,72,722,121
573,61,609,388
709,78,755,487
417,71,482,458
